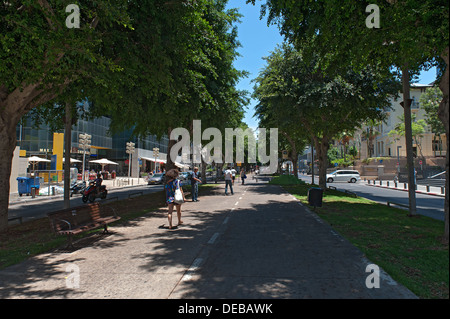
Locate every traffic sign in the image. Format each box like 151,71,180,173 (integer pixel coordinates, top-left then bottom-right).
419,160,422,165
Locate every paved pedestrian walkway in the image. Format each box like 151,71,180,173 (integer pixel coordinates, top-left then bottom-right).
0,181,416,299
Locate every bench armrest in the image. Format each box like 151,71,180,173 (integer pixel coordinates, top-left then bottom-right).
55,218,72,230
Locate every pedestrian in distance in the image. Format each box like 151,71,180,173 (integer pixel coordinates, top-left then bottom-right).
224,166,234,195
191,166,202,202
165,169,186,229
240,170,247,185
231,167,237,185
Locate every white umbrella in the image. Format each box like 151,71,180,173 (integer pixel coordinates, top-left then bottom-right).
63,157,82,163
28,156,50,171
28,156,51,163
89,158,119,171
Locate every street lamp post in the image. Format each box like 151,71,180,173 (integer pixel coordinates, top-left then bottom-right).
126,142,135,179
153,147,159,172
79,133,91,182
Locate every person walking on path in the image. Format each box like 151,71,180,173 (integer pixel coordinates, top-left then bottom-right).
231,167,237,185
240,170,247,185
165,169,186,229
191,167,202,202
224,166,234,195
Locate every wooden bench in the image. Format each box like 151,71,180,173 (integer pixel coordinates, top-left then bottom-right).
47,202,120,249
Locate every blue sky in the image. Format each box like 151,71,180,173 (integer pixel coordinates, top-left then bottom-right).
226,1,438,130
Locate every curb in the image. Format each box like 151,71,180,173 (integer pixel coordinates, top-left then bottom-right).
366,183,445,198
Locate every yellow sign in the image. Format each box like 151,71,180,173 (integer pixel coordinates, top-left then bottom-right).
236,162,241,166
52,133,64,181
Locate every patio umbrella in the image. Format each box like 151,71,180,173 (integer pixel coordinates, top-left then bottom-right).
63,157,82,163
89,158,119,171
27,156,51,171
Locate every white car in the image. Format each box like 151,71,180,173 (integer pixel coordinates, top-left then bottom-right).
326,170,361,183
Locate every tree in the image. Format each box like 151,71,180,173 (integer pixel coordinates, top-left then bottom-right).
0,0,247,231
94,0,248,174
361,120,382,159
0,0,134,231
420,86,445,157
253,44,398,188
248,0,449,241
388,114,427,159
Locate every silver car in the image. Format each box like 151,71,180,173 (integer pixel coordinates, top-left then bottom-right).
326,170,360,183
148,173,165,185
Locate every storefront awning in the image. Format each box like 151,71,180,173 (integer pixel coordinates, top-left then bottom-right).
140,156,166,164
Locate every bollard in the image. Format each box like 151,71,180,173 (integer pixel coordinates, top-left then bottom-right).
394,181,397,188
426,185,430,192
387,181,390,187
51,186,55,195
379,180,382,186
404,183,407,189
31,187,36,198
441,186,445,195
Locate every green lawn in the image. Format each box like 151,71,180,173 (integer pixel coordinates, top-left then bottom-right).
282,183,449,299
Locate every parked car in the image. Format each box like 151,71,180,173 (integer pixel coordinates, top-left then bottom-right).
148,173,165,185
326,170,361,183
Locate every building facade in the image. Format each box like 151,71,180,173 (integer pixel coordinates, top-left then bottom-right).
16,111,169,177
358,84,447,160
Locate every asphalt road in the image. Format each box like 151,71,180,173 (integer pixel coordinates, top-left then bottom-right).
8,183,165,223
299,174,445,221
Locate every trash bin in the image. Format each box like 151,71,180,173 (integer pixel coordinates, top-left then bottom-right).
17,177,29,196
307,187,323,208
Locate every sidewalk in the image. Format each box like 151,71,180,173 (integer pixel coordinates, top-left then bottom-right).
0,181,417,299
9,177,147,205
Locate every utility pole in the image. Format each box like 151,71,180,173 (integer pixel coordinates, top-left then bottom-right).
126,142,135,181
153,147,159,172
79,133,91,182
401,66,417,216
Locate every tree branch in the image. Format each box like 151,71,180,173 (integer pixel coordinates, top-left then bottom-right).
37,0,58,31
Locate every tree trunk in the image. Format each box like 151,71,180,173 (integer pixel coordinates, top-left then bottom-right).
281,131,298,179
201,156,207,184
311,140,315,185
63,102,72,209
401,66,418,216
438,46,449,244
166,127,176,173
0,117,20,232
314,136,330,189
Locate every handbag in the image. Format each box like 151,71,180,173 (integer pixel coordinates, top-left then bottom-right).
174,180,184,204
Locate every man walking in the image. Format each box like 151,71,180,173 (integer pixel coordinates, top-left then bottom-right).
231,167,237,185
224,166,234,195
191,167,201,202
